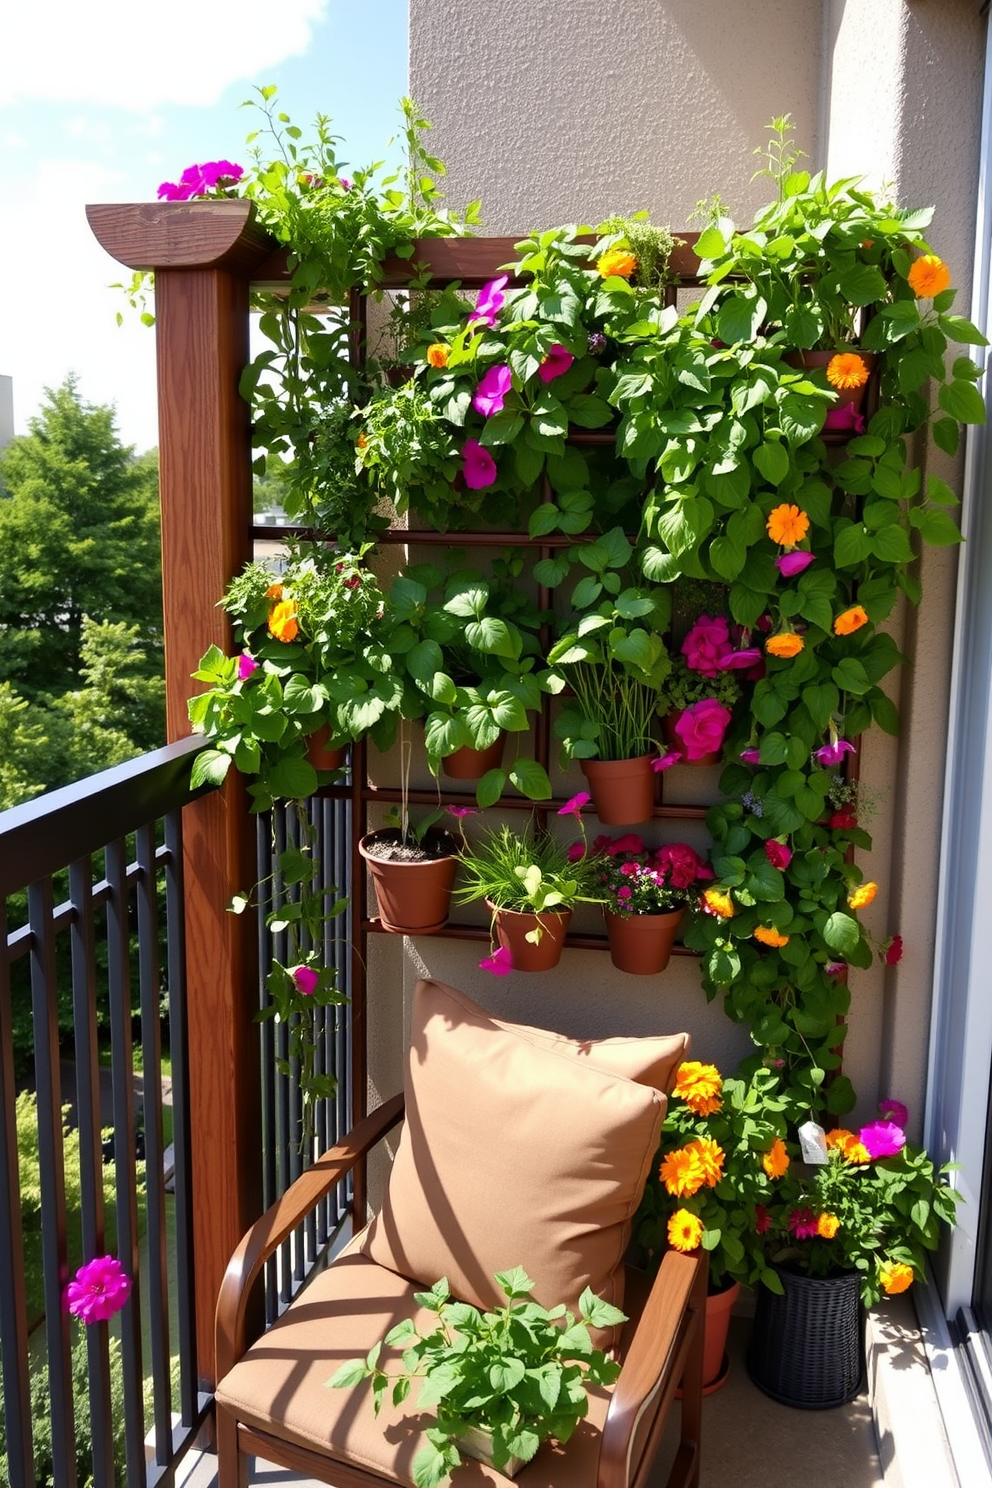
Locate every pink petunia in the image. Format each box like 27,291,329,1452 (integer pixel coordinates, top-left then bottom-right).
537,343,575,383
681,615,732,677
775,550,816,579
238,652,259,681
617,885,633,901
64,1256,131,1324
446,805,478,819
825,960,848,979
652,748,682,771
606,833,645,856
859,1121,906,1160
674,699,732,761
764,839,793,871
558,791,591,818
469,275,509,328
480,945,513,976
879,1099,909,1126
291,965,319,997
472,364,513,417
740,748,761,765
814,739,856,768
462,439,498,490
824,404,865,435
157,159,243,201
787,1207,820,1240
719,647,763,671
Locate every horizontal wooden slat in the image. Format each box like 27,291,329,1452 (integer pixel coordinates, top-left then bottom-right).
87,200,275,274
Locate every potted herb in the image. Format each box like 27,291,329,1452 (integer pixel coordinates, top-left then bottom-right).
594,834,712,974
327,1267,624,1486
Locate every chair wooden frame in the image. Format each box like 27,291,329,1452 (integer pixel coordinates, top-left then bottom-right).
215,1094,705,1488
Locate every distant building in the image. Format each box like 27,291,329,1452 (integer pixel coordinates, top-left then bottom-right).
0,377,12,452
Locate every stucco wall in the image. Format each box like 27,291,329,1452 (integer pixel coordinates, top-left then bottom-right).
392,0,986,1135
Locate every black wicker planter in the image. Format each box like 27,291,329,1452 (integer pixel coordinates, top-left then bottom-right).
747,1263,865,1409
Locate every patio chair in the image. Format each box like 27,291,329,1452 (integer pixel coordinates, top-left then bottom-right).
214,978,706,1488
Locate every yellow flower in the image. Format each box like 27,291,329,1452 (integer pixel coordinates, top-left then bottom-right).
762,1138,790,1180
826,353,870,391
834,605,869,636
825,1128,857,1152
597,247,638,280
426,343,450,368
766,632,805,659
907,254,952,299
660,1146,706,1198
766,503,810,546
754,925,790,948
673,1061,723,1116
879,1260,915,1295
688,1137,725,1188
703,888,735,919
848,881,878,910
817,1212,840,1239
826,1129,871,1164
356,432,368,450
268,599,299,643
668,1209,704,1253
265,583,284,601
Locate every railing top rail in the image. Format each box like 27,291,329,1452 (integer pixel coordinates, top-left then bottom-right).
0,736,208,899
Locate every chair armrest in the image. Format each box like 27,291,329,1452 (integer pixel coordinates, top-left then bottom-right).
598,1250,705,1488
215,1092,405,1379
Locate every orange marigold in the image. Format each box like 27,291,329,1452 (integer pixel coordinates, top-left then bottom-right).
827,1129,871,1164
762,1138,790,1180
879,1260,915,1295
766,632,805,659
673,1061,723,1116
667,1208,704,1253
703,887,735,919
825,1128,857,1152
688,1137,725,1188
268,599,299,643
817,1212,840,1239
660,1145,706,1198
356,432,369,450
597,247,638,280
265,583,284,600
826,353,870,391
907,254,952,300
834,605,869,636
766,503,810,547
848,881,878,910
754,925,790,948
426,343,450,368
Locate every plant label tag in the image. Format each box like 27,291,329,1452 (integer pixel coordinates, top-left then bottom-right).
798,1121,828,1165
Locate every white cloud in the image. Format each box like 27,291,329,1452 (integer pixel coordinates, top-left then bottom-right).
0,0,328,110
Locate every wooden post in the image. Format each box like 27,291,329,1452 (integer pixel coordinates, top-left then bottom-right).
87,202,275,1387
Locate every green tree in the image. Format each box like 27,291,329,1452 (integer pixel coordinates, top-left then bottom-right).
0,683,51,809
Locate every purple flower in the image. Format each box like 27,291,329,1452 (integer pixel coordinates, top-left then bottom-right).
558,791,591,818
480,945,513,976
338,177,351,191
813,739,856,768
472,364,513,416
462,439,498,490
64,1256,131,1323
718,647,763,671
157,160,243,201
825,404,865,435
587,332,608,355
859,1121,906,1160
238,652,259,681
652,749,682,772
775,550,815,579
740,748,761,765
538,343,575,384
879,1099,909,1127
291,965,319,997
469,275,509,328
446,805,478,819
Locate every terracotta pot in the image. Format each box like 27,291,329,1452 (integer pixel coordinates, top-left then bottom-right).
604,907,684,975
785,348,877,413
580,755,655,826
359,829,457,935
676,1279,740,1398
442,733,506,780
488,901,572,972
305,724,348,772
662,712,720,768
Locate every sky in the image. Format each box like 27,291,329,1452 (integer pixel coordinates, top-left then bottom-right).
0,0,409,453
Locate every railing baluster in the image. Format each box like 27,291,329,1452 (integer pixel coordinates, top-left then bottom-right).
257,812,279,1325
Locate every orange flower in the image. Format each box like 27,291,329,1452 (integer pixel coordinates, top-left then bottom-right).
688,1137,725,1188
426,343,450,368
879,1261,915,1295
762,1138,790,1180
907,254,951,299
834,605,869,636
848,881,878,911
766,503,810,546
826,353,870,391
597,247,638,280
265,583,284,600
817,1212,840,1239
825,1128,857,1152
754,925,790,948
703,887,735,919
766,632,805,659
674,1061,723,1116
660,1145,706,1198
826,1129,870,1164
668,1209,704,1253
356,432,368,450
268,599,299,643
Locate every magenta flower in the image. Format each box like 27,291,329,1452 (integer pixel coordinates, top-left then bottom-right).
824,403,865,435
775,550,816,579
859,1121,906,1160
617,885,633,901
291,965,319,997
238,652,259,681
655,843,709,890
879,1099,909,1127
558,791,591,818
446,805,478,819
469,275,509,328
480,945,513,976
157,160,244,201
652,749,682,772
740,748,761,765
719,647,763,671
462,439,498,490
338,177,351,191
787,1207,819,1240
674,699,732,761
755,1204,771,1235
813,739,856,768
764,839,793,871
537,343,575,384
681,615,732,677
64,1256,131,1323
566,841,586,862
472,364,513,417
605,833,645,856
825,960,848,979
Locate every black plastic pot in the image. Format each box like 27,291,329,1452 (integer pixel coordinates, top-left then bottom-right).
747,1263,864,1409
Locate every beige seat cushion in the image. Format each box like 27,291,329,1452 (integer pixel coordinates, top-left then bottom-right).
361,978,669,1342
216,1248,611,1488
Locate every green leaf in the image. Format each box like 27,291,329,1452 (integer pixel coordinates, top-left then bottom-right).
939,379,986,425
837,262,888,305
578,1288,627,1329
191,749,231,789
834,523,871,567
869,523,914,563
508,759,552,800
495,1264,535,1297
824,912,861,955
476,768,506,809
717,291,766,345
938,314,988,347
326,1358,369,1389
267,756,319,800
753,441,790,486
911,508,962,546
490,1358,527,1392
932,417,960,457
832,657,872,695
